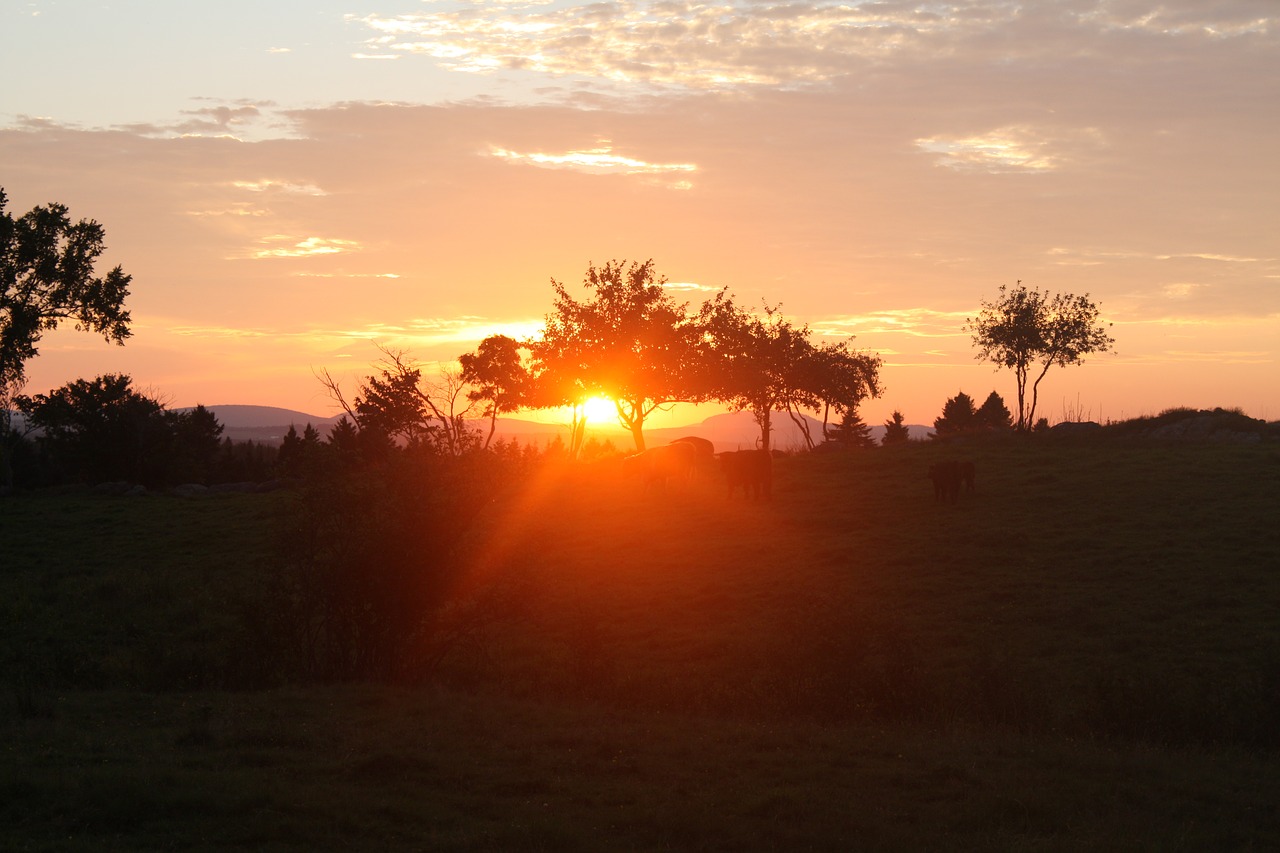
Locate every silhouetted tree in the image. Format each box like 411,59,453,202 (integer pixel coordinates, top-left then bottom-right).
459,334,529,449
15,374,170,485
277,422,326,477
170,403,224,483
933,391,978,438
700,292,880,451
881,410,911,445
320,345,481,456
975,390,1014,431
812,341,883,447
528,260,704,451
1,189,132,420
967,282,1114,431
212,437,276,483
1,190,133,487
826,407,876,448
277,424,305,477
327,415,359,454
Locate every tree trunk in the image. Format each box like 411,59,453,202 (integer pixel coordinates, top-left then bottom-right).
754,409,772,452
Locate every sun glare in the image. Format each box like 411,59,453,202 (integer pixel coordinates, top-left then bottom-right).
582,395,617,423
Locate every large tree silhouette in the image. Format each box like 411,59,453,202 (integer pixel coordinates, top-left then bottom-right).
1,189,132,419
528,260,703,451
700,293,880,451
967,282,1114,431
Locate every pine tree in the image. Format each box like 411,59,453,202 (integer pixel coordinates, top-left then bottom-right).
828,407,876,448
976,391,1013,430
933,391,978,437
882,410,911,445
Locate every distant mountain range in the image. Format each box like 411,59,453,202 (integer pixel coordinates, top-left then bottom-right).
184,405,933,450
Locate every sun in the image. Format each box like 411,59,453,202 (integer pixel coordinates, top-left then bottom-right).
582,395,617,423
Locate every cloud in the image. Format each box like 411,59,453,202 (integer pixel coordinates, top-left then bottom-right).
231,178,328,195
817,309,973,340
351,1,1279,96
488,141,696,184
292,272,402,279
916,125,1106,173
245,236,361,259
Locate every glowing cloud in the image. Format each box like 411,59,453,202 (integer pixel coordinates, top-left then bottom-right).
353,2,961,90
353,2,1276,94
232,179,328,195
915,126,1096,173
248,236,360,259
488,143,696,180
818,308,973,339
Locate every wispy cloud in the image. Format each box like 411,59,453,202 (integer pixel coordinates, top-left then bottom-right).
489,142,696,182
817,308,972,339
232,178,328,195
916,125,1104,173
245,236,361,259
292,271,402,279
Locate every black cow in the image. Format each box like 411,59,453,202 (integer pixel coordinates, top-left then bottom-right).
928,460,962,504
720,449,772,500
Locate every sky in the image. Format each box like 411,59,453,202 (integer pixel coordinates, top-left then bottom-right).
2,0,1277,431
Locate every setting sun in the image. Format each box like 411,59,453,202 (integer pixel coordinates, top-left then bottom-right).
582,395,618,424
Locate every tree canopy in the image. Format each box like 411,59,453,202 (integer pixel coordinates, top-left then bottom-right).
967,282,1114,431
527,260,704,451
459,334,529,449
698,293,881,451
1,189,132,418
15,374,222,486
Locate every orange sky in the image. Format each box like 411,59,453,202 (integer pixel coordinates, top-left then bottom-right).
3,1,1277,429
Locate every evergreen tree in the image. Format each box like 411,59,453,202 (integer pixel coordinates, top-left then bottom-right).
170,403,224,483
975,391,1014,430
933,391,978,437
882,410,911,445
828,407,876,448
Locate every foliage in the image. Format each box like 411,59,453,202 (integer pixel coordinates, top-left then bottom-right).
825,406,876,448
276,423,323,478
698,292,881,451
9,377,238,488
16,374,174,486
459,334,530,449
321,345,481,456
527,259,703,452
932,390,977,437
210,437,277,484
0,189,132,419
975,390,1014,430
967,282,1114,430
881,410,911,445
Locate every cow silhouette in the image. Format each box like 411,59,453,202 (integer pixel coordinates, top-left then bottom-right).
720,449,772,500
622,442,697,491
959,460,976,493
669,435,714,459
928,460,962,503
669,436,715,479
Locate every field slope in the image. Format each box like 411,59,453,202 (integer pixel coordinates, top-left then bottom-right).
2,437,1278,850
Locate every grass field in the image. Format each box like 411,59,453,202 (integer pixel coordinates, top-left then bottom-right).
3,436,1278,850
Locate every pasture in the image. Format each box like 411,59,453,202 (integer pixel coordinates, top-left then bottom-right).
2,436,1278,850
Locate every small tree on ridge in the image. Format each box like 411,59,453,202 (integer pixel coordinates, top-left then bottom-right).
966,282,1114,431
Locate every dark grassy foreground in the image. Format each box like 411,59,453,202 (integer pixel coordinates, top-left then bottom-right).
2,437,1279,850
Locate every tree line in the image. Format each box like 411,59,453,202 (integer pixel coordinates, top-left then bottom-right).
325,259,885,458
3,190,1116,484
